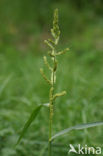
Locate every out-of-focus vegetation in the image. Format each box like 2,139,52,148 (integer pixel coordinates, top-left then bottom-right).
0,0,103,155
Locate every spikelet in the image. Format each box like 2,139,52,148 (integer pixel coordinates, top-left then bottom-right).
51,9,60,45
53,91,67,100
44,40,54,50
43,56,52,71
56,48,69,56
40,68,52,85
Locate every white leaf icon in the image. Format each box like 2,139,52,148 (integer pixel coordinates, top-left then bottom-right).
69,144,77,154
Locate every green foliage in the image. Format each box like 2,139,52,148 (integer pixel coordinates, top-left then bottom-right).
16,9,103,156
16,105,43,145
0,2,103,156
0,34,103,155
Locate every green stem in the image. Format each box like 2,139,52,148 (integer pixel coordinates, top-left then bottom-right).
49,112,52,156
48,53,56,156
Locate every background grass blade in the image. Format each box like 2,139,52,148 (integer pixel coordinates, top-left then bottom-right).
0,75,12,96
16,105,42,145
51,121,103,141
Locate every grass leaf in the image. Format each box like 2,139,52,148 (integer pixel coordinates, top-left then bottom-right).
0,75,12,96
16,105,42,145
51,121,103,141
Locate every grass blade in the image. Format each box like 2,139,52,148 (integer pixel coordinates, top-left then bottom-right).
16,105,42,145
51,121,103,141
0,75,12,96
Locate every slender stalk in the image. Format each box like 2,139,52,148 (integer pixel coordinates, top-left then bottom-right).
49,108,52,156
48,52,56,156
49,87,52,156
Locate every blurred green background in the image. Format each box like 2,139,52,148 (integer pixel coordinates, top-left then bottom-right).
0,0,103,156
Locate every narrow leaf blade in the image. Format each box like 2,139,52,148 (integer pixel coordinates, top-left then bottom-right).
0,75,12,96
16,105,42,145
73,121,103,130
51,121,103,141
